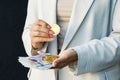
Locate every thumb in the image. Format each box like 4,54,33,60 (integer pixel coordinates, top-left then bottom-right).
52,57,63,68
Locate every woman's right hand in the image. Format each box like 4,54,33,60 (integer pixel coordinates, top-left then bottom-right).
30,19,54,49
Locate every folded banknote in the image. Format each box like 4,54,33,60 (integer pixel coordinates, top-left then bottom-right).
18,53,59,70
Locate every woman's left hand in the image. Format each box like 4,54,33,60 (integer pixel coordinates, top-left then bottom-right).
52,49,78,68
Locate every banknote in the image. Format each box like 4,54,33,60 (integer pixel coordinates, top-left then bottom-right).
18,53,58,70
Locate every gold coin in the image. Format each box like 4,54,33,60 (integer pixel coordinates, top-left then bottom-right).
42,54,59,63
51,24,60,36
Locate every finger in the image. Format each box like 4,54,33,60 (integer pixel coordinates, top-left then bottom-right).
32,37,54,43
52,57,64,67
31,24,54,36
36,20,48,28
30,24,40,31
46,24,51,29
49,30,55,34
31,31,50,38
36,20,53,29
31,24,49,33
30,31,40,37
39,26,50,33
31,31,53,38
52,58,67,68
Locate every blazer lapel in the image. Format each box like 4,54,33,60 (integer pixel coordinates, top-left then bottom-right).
41,0,57,24
61,0,95,51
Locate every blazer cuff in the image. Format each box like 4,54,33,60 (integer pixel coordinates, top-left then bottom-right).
72,45,90,75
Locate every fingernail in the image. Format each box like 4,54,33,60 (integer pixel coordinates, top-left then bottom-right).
49,30,55,34
47,25,51,29
52,62,57,67
49,34,53,38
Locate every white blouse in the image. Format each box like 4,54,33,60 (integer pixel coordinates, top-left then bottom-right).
57,0,74,49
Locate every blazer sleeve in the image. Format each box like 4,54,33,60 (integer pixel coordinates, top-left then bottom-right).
72,1,120,75
22,0,48,56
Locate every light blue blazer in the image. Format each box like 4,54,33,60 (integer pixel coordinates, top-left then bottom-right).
22,0,120,80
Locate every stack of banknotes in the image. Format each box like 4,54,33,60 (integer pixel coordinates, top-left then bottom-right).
18,53,58,70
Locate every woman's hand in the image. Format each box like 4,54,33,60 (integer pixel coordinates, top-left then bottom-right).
30,19,54,49
52,49,78,68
